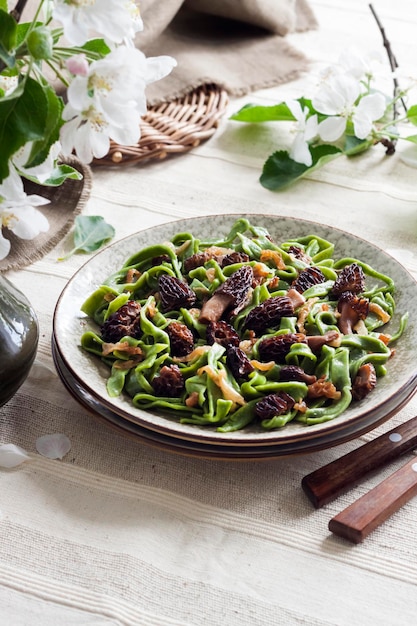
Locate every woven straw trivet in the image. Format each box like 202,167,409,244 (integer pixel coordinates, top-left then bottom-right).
94,84,229,166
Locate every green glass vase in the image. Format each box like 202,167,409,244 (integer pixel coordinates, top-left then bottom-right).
0,276,39,407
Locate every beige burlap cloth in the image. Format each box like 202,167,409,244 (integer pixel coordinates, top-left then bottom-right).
140,0,318,104
0,157,92,273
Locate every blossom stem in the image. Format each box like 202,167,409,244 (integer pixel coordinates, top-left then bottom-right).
54,46,103,61
44,59,70,88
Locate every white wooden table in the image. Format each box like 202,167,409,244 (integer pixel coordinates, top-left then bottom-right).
2,1,417,624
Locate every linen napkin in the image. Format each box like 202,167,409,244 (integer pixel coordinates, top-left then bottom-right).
139,0,318,105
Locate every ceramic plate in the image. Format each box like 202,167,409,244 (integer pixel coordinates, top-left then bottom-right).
53,214,417,452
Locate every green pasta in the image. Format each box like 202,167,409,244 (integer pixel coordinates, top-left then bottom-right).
80,218,407,432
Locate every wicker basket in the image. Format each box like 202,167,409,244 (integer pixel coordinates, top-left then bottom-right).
94,84,229,166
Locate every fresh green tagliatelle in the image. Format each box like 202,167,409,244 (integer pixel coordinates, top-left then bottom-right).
80,218,408,432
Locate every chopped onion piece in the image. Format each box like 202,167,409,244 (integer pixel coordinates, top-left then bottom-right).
197,365,246,406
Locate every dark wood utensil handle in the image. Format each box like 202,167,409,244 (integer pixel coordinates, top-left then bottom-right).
302,415,417,508
328,456,417,543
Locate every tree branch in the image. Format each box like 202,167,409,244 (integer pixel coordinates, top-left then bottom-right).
10,0,30,22
369,3,407,115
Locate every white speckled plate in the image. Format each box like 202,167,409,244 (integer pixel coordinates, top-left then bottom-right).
53,215,417,454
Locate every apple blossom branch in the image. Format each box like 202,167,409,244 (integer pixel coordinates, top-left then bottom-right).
11,0,28,22
369,3,407,115
368,3,408,154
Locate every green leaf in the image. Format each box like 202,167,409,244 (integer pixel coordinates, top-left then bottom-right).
343,135,373,156
59,216,115,261
80,38,111,57
25,85,64,169
406,105,417,126
230,102,296,123
404,134,417,144
0,9,17,67
260,145,342,191
0,9,17,51
15,22,34,47
0,42,14,67
0,1,8,11
0,76,48,181
22,164,83,187
297,97,315,115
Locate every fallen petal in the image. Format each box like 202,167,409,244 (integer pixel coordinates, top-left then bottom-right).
36,433,71,460
0,443,31,468
30,361,58,381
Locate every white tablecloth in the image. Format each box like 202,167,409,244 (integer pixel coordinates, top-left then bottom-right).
2,1,417,624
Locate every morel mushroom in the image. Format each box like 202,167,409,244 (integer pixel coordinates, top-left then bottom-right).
337,291,369,334
101,300,142,343
331,263,365,297
158,274,197,312
225,345,255,380
199,265,253,324
292,266,326,293
166,321,194,357
255,392,295,420
221,252,250,267
287,245,312,265
258,332,307,363
183,250,221,273
279,365,317,385
206,320,240,347
152,364,185,397
244,296,295,335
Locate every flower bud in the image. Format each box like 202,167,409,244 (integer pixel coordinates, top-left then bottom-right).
66,54,89,77
27,26,54,61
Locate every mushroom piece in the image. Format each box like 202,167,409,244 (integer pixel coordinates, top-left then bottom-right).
279,365,317,385
337,291,369,335
199,265,253,324
244,296,295,335
331,263,366,297
291,267,327,293
305,330,341,351
352,363,377,401
307,376,341,400
286,288,306,309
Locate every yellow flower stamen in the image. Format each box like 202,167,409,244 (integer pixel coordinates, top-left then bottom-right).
82,106,108,131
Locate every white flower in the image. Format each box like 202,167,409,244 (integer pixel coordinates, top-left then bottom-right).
0,166,50,260
313,74,386,142
351,93,387,139
60,46,176,163
53,0,143,46
0,74,18,96
286,100,318,166
318,48,384,83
